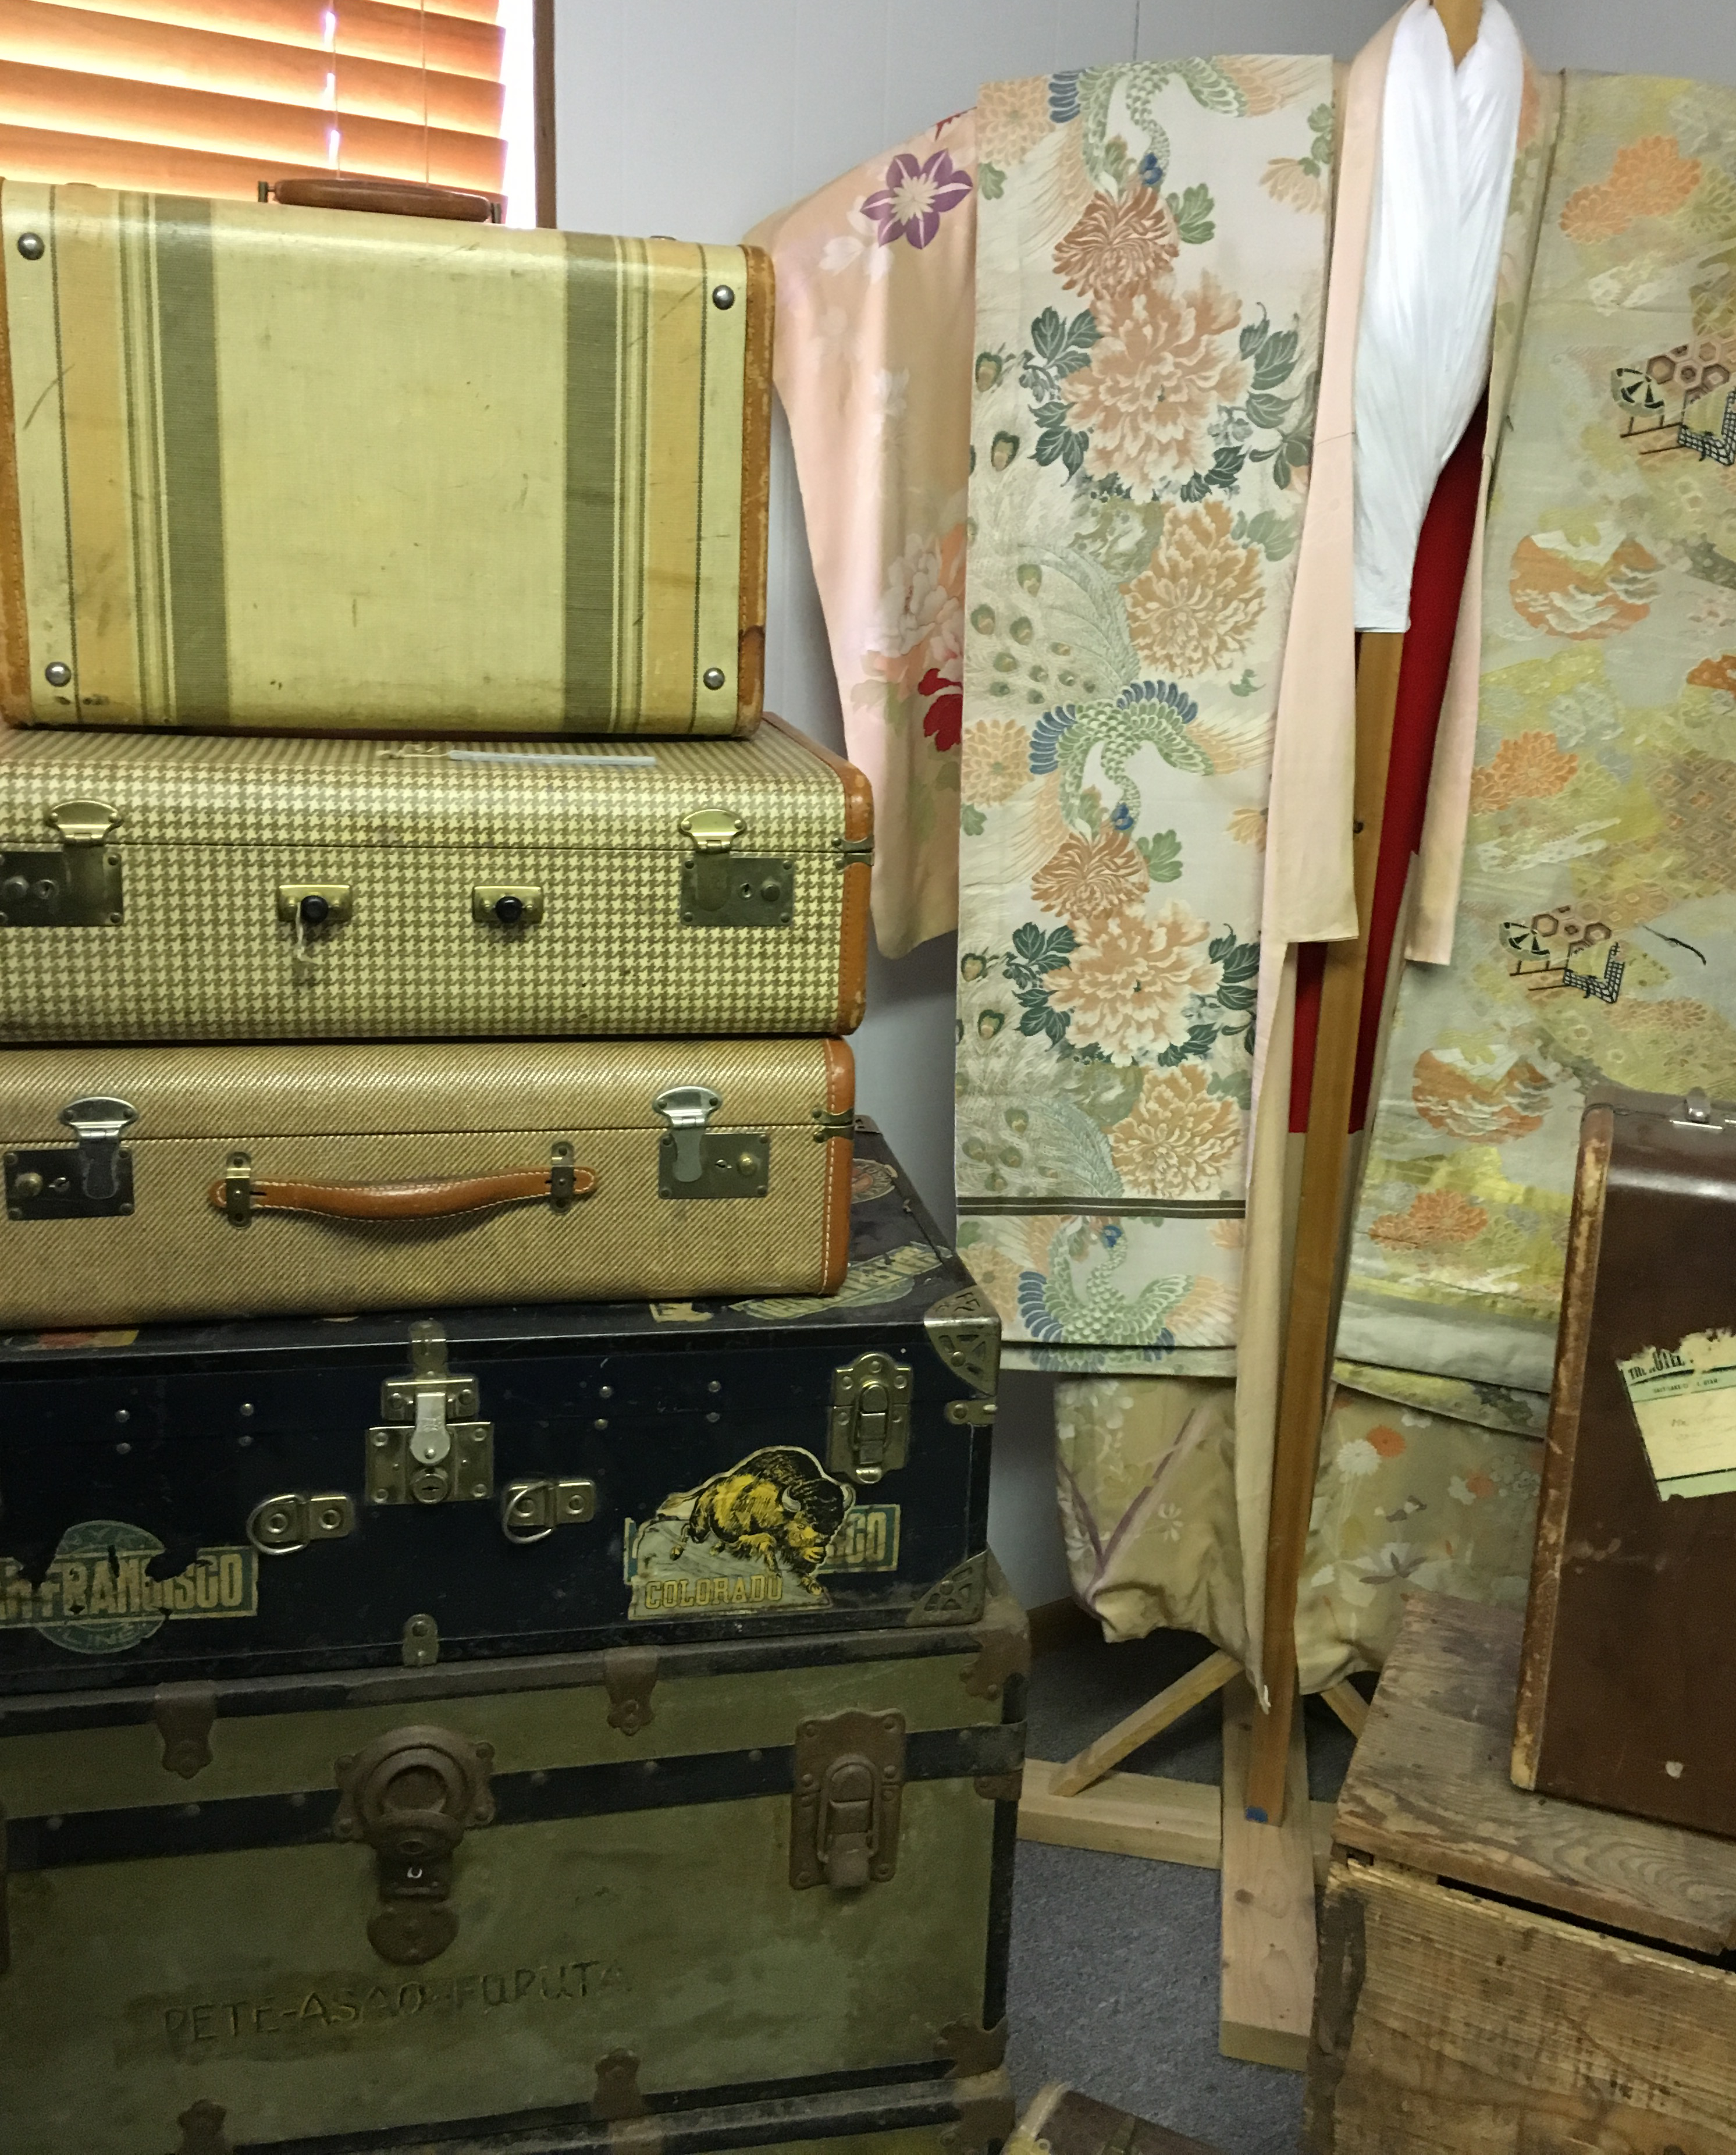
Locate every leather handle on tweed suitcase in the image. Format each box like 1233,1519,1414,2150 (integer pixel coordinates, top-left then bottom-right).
207,1164,596,1222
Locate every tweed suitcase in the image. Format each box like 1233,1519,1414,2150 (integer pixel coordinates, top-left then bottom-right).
0,1035,853,1330
0,182,771,736
0,1589,1024,2155
0,718,870,1042
1516,1084,1736,1839
0,1123,995,1690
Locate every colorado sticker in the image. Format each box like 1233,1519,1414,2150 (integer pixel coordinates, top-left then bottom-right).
625,1448,855,1619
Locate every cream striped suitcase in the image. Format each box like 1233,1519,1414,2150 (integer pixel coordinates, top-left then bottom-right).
0,182,771,737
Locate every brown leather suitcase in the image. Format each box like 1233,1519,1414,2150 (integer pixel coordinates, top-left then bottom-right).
0,1036,852,1328
1515,1084,1736,1836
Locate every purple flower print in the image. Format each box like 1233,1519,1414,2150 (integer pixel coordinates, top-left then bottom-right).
861,150,972,250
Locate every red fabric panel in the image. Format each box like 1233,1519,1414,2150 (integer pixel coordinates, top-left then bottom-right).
1287,396,1487,1135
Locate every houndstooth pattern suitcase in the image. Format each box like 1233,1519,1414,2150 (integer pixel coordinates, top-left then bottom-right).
0,719,870,1043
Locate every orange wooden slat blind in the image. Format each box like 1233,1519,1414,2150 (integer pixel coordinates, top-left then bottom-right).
0,0,506,202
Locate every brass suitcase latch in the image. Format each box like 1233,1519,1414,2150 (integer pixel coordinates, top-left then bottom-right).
0,798,123,928
333,1723,494,1965
6,1094,138,1221
366,1321,493,1509
828,1352,912,1484
678,806,795,927
791,1709,905,1892
653,1085,770,1199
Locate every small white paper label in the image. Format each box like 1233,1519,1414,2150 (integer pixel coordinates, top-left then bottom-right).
1617,1329,1736,1499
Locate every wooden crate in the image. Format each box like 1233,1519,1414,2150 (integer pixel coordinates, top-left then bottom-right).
1306,1593,1736,2154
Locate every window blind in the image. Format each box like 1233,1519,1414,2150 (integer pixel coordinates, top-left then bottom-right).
0,0,507,205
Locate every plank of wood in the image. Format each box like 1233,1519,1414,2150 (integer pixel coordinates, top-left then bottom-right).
1221,1674,1319,2071
1019,1757,1221,1868
1307,1852,1736,2154
1336,1593,1736,1956
1250,632,1407,1822
1051,1649,1241,1796
1020,1759,1336,1881
1321,1680,1368,1740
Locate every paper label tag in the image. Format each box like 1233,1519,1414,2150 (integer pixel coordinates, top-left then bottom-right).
1617,1329,1736,1499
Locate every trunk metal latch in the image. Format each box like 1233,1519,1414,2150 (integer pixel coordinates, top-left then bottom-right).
366,1322,494,1508
333,1724,494,1965
828,1352,912,1484
653,1085,770,1199
5,1094,138,1220
791,1709,905,1892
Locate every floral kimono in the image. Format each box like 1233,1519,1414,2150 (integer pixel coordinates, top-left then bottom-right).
748,120,976,959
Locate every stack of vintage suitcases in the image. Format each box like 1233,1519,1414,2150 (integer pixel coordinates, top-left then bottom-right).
0,177,1017,2155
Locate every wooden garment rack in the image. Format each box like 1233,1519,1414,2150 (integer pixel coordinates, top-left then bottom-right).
1018,0,1486,2069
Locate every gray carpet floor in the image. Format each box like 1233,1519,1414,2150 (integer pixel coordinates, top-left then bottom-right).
1004,1627,1361,2155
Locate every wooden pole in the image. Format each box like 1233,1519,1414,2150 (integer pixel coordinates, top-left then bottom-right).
1241,0,1486,1829
1245,634,1405,1823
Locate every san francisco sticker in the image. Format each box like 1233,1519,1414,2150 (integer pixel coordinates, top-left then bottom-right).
0,1519,258,1654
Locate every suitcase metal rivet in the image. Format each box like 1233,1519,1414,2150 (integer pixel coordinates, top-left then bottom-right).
711,283,735,309
599,1384,614,1400
703,666,727,690
43,663,70,687
16,231,44,259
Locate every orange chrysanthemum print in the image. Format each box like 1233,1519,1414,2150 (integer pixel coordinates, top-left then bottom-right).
1054,186,1180,303
1469,731,1578,813
1509,529,1659,640
1062,278,1248,493
1689,652,1736,696
1367,1425,1407,1460
1047,901,1222,1065
1368,1190,1488,1250
1123,500,1265,677
1031,823,1148,924
963,717,1032,806
976,75,1052,168
1109,1063,1241,1197
1560,135,1702,243
1411,1050,1552,1144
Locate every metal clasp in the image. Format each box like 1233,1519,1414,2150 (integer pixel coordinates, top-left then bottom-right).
790,1709,905,1892
247,1491,355,1555
678,807,794,926
366,1322,494,1509
333,1723,494,1964
828,1352,912,1485
654,1085,721,1184
60,1096,138,1201
0,802,124,928
500,1477,597,1544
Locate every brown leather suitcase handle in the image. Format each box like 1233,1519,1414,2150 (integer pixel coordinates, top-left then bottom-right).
262,177,499,223
207,1168,596,1221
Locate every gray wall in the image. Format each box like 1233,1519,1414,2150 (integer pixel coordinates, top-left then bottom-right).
552,0,1736,1609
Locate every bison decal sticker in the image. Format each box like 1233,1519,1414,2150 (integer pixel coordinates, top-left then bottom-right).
627,1447,855,1617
